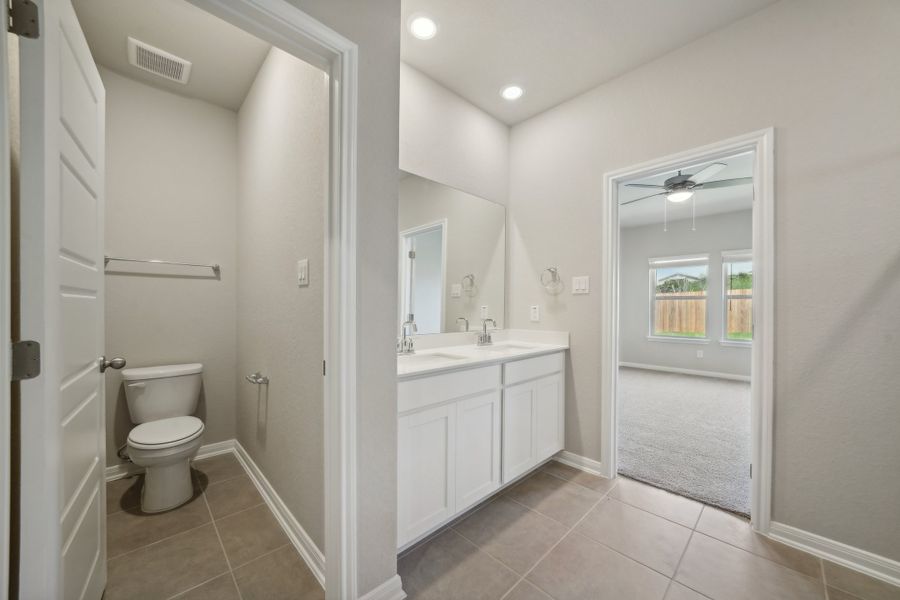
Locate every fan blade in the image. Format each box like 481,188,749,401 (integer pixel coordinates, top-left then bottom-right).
696,177,753,190
620,191,667,206
690,162,726,184
624,183,665,189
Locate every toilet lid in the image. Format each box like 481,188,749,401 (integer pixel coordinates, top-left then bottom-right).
128,416,204,450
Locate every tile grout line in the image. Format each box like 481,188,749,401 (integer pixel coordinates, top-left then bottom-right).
661,514,699,599
497,478,621,600
165,570,232,600
820,559,830,600
107,515,213,562
201,488,245,600
228,542,293,572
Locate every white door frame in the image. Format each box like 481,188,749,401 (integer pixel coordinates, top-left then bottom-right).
399,219,448,334
184,1,360,595
600,128,775,531
1,9,13,599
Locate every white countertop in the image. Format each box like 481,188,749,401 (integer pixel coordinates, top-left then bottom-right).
397,335,568,379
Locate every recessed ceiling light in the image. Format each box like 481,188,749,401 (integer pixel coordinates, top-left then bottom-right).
408,15,438,40
500,85,524,101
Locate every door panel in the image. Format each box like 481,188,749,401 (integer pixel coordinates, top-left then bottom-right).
19,0,106,597
455,391,500,511
398,404,456,547
534,374,564,461
502,382,536,483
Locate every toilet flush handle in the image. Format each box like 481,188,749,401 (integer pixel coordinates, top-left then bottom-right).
99,356,127,373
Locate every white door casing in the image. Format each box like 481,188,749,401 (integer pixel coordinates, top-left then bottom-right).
19,0,107,597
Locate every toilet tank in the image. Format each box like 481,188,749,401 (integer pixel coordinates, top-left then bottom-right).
122,363,203,424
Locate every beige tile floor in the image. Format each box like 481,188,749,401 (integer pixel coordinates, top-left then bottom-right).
105,453,324,600
398,461,900,600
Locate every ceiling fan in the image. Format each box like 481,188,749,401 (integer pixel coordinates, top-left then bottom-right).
621,162,752,206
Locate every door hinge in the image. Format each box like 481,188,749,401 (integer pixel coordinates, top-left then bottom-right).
408,250,416,259
749,463,753,478
11,340,41,381
8,0,40,39
323,360,326,376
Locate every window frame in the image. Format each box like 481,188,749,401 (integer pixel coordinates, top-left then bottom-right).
721,249,753,346
647,254,710,343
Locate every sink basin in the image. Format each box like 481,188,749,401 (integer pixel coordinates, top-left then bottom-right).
475,342,536,353
492,343,535,350
398,352,467,364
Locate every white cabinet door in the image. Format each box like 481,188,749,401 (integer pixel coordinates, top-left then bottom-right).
502,381,537,482
534,373,564,461
455,391,501,512
398,404,456,547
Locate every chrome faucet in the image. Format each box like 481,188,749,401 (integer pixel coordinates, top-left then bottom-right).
456,317,469,332
398,313,417,354
477,318,495,346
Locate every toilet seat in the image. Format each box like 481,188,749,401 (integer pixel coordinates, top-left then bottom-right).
128,416,204,450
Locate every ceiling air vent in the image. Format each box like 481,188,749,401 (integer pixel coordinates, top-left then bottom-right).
127,37,192,84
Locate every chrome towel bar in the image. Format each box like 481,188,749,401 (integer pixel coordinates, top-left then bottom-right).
104,255,220,274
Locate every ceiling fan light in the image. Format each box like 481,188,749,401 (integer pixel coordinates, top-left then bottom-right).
667,190,694,203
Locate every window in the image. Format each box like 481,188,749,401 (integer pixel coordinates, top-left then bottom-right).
723,251,753,343
649,255,709,339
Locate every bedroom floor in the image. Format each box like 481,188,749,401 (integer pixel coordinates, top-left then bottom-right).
617,366,751,514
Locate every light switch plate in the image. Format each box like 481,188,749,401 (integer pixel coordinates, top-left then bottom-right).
572,275,590,294
297,259,309,287
450,283,462,298
530,305,540,322
480,305,489,319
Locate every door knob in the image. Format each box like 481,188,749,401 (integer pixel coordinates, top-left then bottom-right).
99,356,127,373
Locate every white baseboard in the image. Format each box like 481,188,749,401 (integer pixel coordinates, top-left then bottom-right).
619,361,751,382
768,522,900,587
104,439,238,481
359,574,406,600
554,450,609,479
232,440,326,588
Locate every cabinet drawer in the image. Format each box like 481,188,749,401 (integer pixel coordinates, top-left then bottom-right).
503,352,563,386
399,365,501,413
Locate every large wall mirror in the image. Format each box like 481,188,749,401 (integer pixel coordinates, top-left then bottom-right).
399,172,506,334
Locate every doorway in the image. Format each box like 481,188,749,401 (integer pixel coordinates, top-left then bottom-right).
400,220,447,335
600,130,775,529
5,0,360,596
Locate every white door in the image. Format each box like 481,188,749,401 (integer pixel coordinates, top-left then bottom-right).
534,374,564,461
455,391,500,512
397,404,456,547
502,381,536,483
18,0,107,597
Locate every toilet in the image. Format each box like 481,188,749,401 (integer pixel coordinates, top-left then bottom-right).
123,363,206,513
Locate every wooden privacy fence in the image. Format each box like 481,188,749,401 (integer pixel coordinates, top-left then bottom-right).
654,291,752,336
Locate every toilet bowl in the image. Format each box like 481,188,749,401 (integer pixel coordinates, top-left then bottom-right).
127,416,205,512
122,363,205,513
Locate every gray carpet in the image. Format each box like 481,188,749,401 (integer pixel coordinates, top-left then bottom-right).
617,367,750,515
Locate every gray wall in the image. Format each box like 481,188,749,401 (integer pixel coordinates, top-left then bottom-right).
287,0,401,593
399,173,506,331
619,211,751,377
102,68,238,466
236,48,328,550
508,0,900,561
400,62,509,205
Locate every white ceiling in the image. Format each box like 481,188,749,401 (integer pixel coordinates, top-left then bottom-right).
619,152,753,228
73,0,270,111
402,0,776,125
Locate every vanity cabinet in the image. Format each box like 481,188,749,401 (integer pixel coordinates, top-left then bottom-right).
397,366,501,547
397,350,565,549
502,353,565,482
